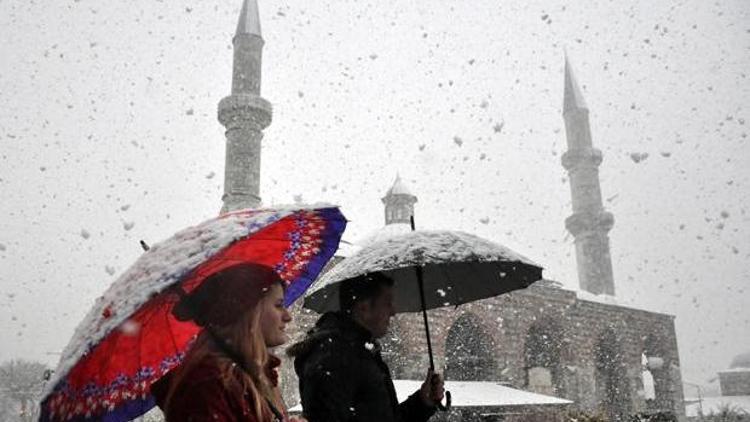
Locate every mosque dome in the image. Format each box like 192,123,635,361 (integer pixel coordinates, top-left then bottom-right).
729,352,750,369
357,222,412,247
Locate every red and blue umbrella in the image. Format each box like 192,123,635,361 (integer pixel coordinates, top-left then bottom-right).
40,206,346,422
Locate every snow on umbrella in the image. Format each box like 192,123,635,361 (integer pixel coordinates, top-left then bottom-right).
304,228,542,313
40,205,346,422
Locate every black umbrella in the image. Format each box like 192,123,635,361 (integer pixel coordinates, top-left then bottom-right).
304,217,543,409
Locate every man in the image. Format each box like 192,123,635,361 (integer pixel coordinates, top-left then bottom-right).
288,272,445,422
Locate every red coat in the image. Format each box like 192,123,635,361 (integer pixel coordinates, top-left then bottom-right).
151,355,285,422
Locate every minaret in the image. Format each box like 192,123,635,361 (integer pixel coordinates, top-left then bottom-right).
218,0,272,212
381,175,417,225
561,56,616,296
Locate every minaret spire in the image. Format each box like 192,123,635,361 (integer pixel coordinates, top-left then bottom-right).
381,174,417,225
563,53,588,114
218,0,272,212
235,0,261,37
561,56,616,296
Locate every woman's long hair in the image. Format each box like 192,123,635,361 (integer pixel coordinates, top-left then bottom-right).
164,269,285,421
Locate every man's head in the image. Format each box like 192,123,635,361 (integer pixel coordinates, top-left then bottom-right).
339,272,395,338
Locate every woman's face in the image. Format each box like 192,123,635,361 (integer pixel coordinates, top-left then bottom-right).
259,283,292,348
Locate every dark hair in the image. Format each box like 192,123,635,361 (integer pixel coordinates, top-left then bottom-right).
339,272,394,312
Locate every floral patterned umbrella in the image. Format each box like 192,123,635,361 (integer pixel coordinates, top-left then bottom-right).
39,206,346,422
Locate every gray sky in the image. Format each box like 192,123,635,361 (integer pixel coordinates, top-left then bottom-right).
0,0,748,391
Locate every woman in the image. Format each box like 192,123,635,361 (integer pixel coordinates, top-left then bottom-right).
151,263,304,421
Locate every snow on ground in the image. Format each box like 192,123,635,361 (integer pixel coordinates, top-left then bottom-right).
289,379,572,411
392,380,572,407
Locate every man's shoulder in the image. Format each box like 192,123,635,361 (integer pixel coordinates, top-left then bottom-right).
290,314,378,372
289,328,338,359
290,313,353,356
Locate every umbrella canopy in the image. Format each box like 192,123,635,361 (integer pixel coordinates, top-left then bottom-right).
40,206,346,422
304,229,542,313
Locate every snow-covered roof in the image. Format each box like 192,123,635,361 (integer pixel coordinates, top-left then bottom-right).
685,395,750,417
719,367,750,374
356,223,412,248
289,380,572,412
574,290,622,306
574,289,669,315
330,238,360,258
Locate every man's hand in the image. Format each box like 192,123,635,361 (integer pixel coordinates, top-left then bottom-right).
419,368,445,407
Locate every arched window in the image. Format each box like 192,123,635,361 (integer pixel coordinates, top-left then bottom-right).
595,329,631,419
445,313,495,381
524,321,563,396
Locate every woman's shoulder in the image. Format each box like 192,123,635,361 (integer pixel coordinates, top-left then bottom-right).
180,356,227,386
151,358,226,408
155,358,250,419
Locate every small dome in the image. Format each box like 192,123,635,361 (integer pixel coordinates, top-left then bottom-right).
730,352,750,369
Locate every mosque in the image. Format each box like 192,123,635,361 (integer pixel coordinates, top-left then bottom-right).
216,1,686,420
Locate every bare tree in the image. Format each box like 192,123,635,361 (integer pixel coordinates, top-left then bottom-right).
0,359,50,421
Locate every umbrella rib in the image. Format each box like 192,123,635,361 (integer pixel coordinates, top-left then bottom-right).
138,294,165,371
94,299,157,395
97,318,120,387
164,295,183,361
135,303,145,403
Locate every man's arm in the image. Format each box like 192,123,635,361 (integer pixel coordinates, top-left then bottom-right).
397,369,443,422
397,392,437,422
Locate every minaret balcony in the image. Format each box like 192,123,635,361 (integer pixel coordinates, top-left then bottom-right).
561,148,603,171
218,94,272,130
565,210,614,236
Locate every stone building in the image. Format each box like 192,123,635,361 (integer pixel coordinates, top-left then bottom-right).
290,62,686,421
377,60,683,420
216,1,686,420
685,352,750,418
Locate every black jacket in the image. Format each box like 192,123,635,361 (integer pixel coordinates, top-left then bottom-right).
288,312,436,422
